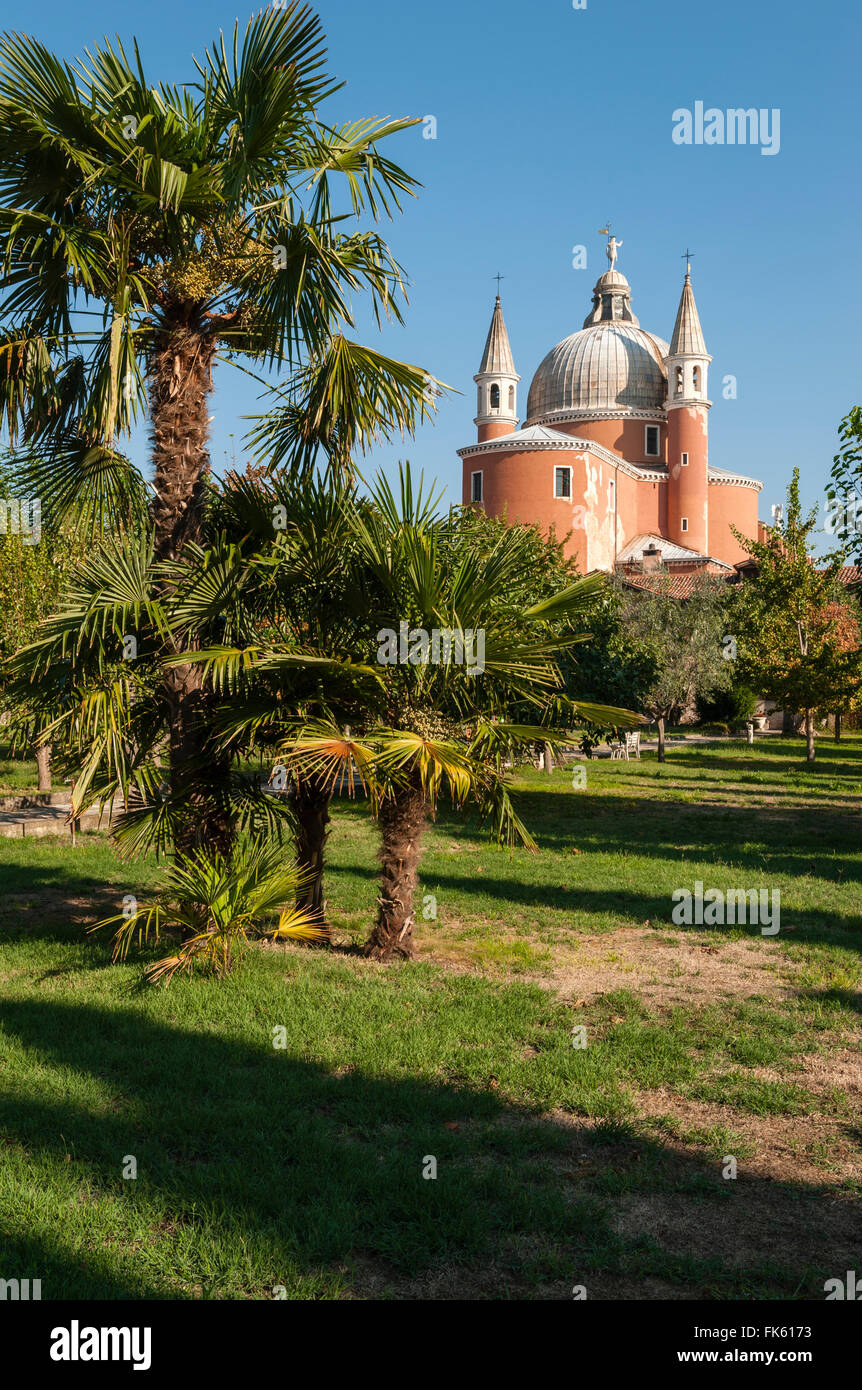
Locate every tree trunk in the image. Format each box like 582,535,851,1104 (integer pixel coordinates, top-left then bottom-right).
834,710,842,742
35,742,51,792
804,709,815,762
293,774,332,932
365,778,427,961
150,312,217,564
656,716,666,764
542,742,554,774
149,311,230,857
163,660,233,859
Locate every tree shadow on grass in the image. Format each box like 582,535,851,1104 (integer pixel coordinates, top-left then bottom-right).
467,785,862,890
0,996,859,1301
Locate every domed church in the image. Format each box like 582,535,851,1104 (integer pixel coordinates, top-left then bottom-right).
458,238,762,581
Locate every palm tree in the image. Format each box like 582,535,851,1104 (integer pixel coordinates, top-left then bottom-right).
187,466,641,959
94,835,327,982
180,465,385,924
0,7,438,851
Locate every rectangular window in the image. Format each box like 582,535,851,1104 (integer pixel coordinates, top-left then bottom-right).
681,452,689,467
645,425,660,457
681,517,689,532
471,471,483,504
554,466,572,499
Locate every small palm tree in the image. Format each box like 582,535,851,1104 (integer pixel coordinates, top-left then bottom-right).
93,836,326,982
0,7,439,850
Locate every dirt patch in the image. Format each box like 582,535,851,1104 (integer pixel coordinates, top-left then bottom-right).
630,1088,861,1186
548,927,797,1007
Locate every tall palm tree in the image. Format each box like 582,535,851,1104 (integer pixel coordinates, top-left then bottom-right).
0,7,438,850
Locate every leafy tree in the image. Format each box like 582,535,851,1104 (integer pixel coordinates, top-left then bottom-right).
827,406,862,562
0,453,88,787
732,469,860,761
695,681,758,727
0,7,439,850
617,571,732,762
558,583,657,752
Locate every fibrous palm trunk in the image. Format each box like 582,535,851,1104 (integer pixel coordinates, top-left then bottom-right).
365,778,426,961
293,773,332,933
162,660,233,858
656,716,666,764
149,309,230,857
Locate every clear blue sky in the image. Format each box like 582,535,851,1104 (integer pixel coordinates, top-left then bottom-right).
20,0,862,542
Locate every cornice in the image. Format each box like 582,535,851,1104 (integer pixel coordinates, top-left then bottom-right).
529,407,667,425
457,433,668,483
708,471,763,492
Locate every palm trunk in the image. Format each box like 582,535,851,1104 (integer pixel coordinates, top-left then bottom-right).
163,657,233,860
35,742,51,792
804,709,815,762
542,742,554,774
834,710,842,742
656,716,666,764
149,310,229,856
150,311,217,563
293,774,332,932
365,778,426,961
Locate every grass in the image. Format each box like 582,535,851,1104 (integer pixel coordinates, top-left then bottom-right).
1,732,860,1299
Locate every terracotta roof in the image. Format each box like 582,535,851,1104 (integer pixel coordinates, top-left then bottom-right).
620,572,704,599
836,566,862,586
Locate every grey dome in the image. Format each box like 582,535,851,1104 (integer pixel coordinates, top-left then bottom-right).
526,268,669,418
527,323,669,418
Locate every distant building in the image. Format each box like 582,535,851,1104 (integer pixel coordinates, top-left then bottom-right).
459,240,762,580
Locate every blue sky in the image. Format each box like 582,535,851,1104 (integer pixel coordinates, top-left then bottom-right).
20,0,862,543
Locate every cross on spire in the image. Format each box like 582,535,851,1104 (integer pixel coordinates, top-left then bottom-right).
682,248,695,276
493,272,505,298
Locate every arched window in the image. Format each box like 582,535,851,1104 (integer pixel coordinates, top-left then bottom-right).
490,384,501,410
508,385,515,411
477,386,482,414
692,366,700,392
675,365,683,395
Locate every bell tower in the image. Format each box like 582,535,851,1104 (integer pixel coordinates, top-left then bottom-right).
665,255,711,554
474,293,519,442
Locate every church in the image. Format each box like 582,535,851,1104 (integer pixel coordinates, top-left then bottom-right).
458,238,762,586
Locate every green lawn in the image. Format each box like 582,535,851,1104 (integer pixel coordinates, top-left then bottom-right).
1,734,860,1299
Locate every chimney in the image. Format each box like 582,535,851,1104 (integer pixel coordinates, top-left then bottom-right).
642,544,662,571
